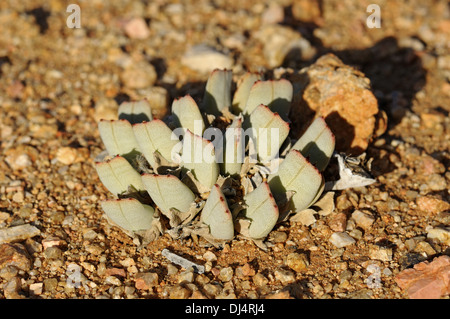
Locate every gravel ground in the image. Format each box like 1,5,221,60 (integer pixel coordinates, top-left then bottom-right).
0,0,449,300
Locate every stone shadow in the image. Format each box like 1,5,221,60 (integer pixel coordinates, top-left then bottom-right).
277,6,426,175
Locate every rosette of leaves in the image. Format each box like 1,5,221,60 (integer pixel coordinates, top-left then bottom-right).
94,69,336,247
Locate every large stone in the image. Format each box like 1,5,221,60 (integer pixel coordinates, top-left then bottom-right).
395,255,450,299
254,24,316,68
416,196,450,215
181,44,233,74
121,61,157,89
0,224,41,244
289,54,387,154
427,227,450,246
0,243,32,272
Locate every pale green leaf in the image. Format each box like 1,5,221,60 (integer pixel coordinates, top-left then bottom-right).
141,174,195,215
268,149,323,212
101,198,154,232
202,69,232,116
219,115,245,176
243,182,278,239
95,156,145,196
98,119,141,158
231,71,263,114
181,130,219,189
243,79,293,119
118,100,152,124
201,184,234,240
133,119,179,168
171,95,205,135
291,117,335,171
248,104,290,162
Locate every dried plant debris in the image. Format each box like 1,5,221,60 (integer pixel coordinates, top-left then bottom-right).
325,152,376,191
161,249,205,274
94,68,378,247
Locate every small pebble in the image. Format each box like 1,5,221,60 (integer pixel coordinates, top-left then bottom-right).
252,273,269,287
351,210,375,229
29,282,43,296
328,212,347,232
202,251,217,262
82,228,98,241
291,209,316,226
203,283,222,296
123,18,150,39
169,285,192,299
218,267,233,282
12,192,24,203
44,247,64,260
42,237,66,250
427,227,450,245
274,268,296,285
286,253,309,273
369,245,393,261
179,268,195,283
268,231,288,243
235,263,256,278
181,44,233,73
261,2,284,24
167,264,179,276
414,241,437,257
0,265,19,280
121,61,157,89
56,147,78,165
105,275,122,286
43,278,58,293
329,232,356,248
5,153,31,171
3,277,22,299
105,267,126,278
134,272,158,290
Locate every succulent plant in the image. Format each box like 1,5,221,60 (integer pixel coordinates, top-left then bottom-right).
94,68,337,247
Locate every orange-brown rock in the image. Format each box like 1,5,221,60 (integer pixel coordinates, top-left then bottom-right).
395,255,450,299
289,53,387,155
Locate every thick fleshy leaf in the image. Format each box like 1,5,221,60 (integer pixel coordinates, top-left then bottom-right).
133,119,179,168
243,79,293,119
219,115,245,176
141,174,195,215
243,182,279,239
268,149,323,212
101,198,154,232
248,104,290,162
202,69,232,116
291,117,335,171
231,72,263,114
200,184,234,240
181,130,219,189
95,156,145,195
118,100,152,124
171,95,205,135
98,120,141,158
